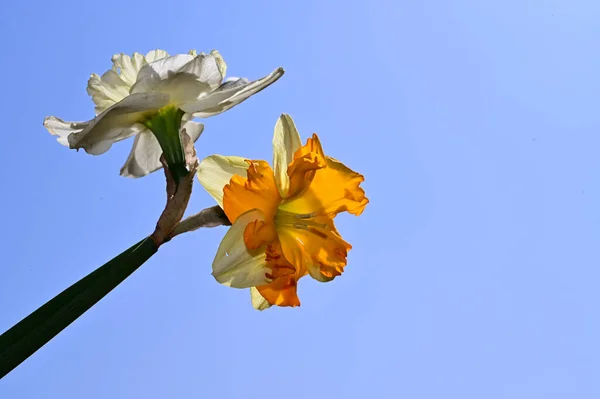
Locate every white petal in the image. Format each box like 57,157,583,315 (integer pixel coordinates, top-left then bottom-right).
129,54,195,94
120,120,204,178
130,54,223,106
210,50,227,78
178,54,222,89
87,70,131,115
181,119,205,142
161,55,224,104
61,92,170,155
87,51,169,115
272,114,302,197
212,209,270,288
196,155,249,208
250,287,272,311
43,117,88,147
179,67,285,116
119,130,159,177
111,53,139,86
145,49,170,63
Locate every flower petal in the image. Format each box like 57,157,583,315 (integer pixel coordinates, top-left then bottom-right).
272,114,302,197
210,50,227,79
256,241,302,307
129,54,195,93
111,52,147,87
212,209,270,288
285,133,327,199
46,92,170,155
119,120,204,178
145,49,170,63
43,117,89,147
197,155,250,208
178,54,222,89
179,67,284,116
131,54,223,105
278,216,351,283
181,119,205,142
87,70,131,115
281,134,369,217
250,287,272,311
256,277,301,307
223,160,281,223
87,50,170,115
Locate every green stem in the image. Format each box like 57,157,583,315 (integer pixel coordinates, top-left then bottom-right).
0,237,158,379
143,106,188,184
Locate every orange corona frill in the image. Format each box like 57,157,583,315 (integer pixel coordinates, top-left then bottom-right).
197,114,368,309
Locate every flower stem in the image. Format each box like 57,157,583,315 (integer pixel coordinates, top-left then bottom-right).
0,237,158,379
143,106,188,184
171,205,231,238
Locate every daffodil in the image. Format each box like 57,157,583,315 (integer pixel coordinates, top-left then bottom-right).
43,49,284,178
196,114,368,309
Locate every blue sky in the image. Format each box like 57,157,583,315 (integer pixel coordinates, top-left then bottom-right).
1,0,600,397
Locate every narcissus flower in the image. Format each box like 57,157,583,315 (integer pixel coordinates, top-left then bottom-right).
43,49,284,177
196,114,368,309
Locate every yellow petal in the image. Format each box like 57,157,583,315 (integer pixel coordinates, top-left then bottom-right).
197,155,249,208
212,209,270,288
285,133,327,198
256,240,302,307
278,216,351,283
281,134,368,217
257,275,300,307
272,114,302,197
243,218,277,251
223,160,281,224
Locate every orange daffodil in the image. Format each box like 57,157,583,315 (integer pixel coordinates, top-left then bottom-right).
197,115,368,309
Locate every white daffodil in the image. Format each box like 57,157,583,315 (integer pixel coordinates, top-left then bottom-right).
196,115,368,309
43,49,284,177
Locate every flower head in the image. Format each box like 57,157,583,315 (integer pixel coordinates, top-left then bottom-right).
44,49,284,177
197,114,368,309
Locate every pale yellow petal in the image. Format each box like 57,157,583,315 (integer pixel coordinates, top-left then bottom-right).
250,287,272,311
197,155,249,208
212,209,270,288
210,50,227,78
272,114,302,197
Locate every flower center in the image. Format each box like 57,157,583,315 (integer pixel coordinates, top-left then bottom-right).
274,209,327,231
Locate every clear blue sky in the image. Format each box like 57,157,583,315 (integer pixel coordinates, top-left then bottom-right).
1,0,599,397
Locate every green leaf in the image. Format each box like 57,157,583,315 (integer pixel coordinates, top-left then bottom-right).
0,237,158,379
